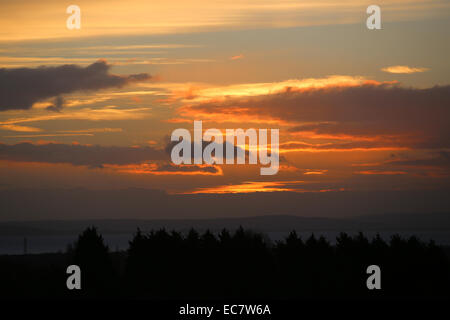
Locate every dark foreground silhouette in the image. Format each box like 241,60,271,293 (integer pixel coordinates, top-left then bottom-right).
0,227,449,299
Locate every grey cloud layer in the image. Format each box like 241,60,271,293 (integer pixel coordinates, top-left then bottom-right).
0,142,167,167
0,60,151,111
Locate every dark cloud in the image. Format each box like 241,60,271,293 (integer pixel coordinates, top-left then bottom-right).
46,96,64,113
181,84,450,149
387,151,450,168
0,142,167,167
350,151,450,177
164,139,247,160
155,163,220,174
164,139,286,164
0,140,281,170
0,142,221,175
0,60,151,111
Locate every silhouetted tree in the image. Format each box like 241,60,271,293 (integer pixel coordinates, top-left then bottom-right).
70,226,114,296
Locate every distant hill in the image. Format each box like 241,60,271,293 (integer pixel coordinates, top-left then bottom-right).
1,212,449,236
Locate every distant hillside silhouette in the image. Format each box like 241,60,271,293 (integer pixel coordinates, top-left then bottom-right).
2,212,450,236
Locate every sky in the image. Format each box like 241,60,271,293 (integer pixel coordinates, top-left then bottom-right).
0,0,449,220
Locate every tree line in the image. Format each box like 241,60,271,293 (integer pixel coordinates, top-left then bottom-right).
1,226,449,298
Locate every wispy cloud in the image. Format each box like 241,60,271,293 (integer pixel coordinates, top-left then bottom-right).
2,0,448,41
0,124,42,133
355,170,408,175
167,76,370,105
230,54,244,60
58,128,123,134
183,180,343,194
0,106,152,125
2,133,94,138
104,163,223,176
3,127,125,138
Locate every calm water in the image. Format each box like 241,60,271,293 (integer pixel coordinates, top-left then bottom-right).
1,231,450,255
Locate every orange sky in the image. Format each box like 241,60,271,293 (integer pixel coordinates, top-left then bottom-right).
0,0,449,201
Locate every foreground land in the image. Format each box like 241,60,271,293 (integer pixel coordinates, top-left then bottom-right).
1,227,449,299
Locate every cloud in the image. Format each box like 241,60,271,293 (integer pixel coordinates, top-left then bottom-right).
156,163,220,174
184,180,341,194
57,128,123,134
351,152,450,178
381,65,429,74
0,142,223,176
230,54,244,60
303,169,328,175
355,170,408,175
0,124,42,133
279,140,406,152
46,96,64,113
168,76,370,105
177,83,450,149
387,151,450,169
104,162,222,176
0,142,167,168
0,106,152,125
0,60,151,111
2,133,94,138
164,139,247,160
3,0,447,42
